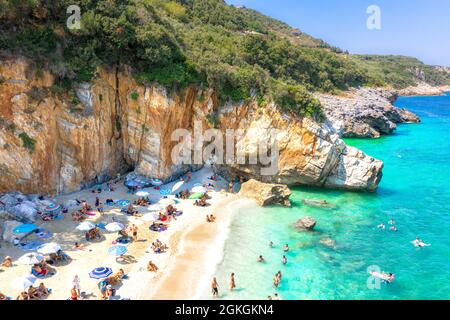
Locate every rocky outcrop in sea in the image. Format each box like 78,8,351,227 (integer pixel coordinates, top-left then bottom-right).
238,179,291,207
317,88,420,138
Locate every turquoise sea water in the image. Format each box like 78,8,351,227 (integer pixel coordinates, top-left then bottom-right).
211,93,450,300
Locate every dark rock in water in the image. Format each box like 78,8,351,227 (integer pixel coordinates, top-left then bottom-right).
302,199,336,209
294,216,317,231
320,237,337,249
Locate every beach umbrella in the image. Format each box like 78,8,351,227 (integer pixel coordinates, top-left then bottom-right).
76,221,96,231
125,180,140,188
108,245,128,256
18,253,44,265
151,179,163,186
191,186,207,193
127,217,143,225
158,198,176,206
159,188,171,196
115,200,131,207
135,190,150,197
45,203,61,213
189,193,204,200
13,223,39,234
171,181,184,193
147,204,164,212
105,222,125,232
142,213,158,222
12,274,37,290
37,242,61,255
89,267,113,280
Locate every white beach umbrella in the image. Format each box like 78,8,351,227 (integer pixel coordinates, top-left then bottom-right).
191,186,207,193
172,181,185,193
142,213,158,222
37,242,61,255
105,222,125,232
18,252,44,265
135,190,150,197
76,221,96,231
158,198,176,206
127,217,143,225
12,274,37,290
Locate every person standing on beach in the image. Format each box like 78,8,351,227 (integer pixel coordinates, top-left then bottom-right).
230,273,236,291
132,224,138,241
212,277,219,297
72,275,81,298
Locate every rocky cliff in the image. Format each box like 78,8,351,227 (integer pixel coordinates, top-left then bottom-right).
0,57,383,195
317,88,420,138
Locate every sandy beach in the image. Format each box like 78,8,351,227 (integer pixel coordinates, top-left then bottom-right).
0,167,249,300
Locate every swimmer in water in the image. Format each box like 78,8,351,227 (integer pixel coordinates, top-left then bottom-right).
282,255,287,265
412,237,430,248
258,255,265,263
377,223,386,230
390,226,398,232
269,240,274,248
388,219,395,225
283,244,289,252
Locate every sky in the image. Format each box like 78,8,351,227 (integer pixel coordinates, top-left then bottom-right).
226,0,450,67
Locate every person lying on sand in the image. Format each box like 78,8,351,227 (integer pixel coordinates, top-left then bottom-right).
16,291,29,300
32,264,49,277
1,256,13,268
27,286,40,300
147,261,159,272
74,242,88,250
38,283,50,296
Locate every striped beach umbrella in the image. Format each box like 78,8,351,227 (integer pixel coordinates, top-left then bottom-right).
89,267,113,279
151,179,163,186
13,223,39,234
45,203,61,213
108,245,128,257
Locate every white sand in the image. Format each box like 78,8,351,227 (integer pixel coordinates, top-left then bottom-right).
0,167,249,300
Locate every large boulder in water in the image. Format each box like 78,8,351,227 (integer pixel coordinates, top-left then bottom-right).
294,216,317,231
239,179,291,207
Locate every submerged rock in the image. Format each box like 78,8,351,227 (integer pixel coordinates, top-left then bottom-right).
294,216,317,231
239,179,291,207
320,237,337,249
302,199,337,209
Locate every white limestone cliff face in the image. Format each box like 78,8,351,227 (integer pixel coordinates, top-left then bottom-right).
0,57,383,194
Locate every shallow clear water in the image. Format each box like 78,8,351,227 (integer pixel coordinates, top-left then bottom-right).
210,93,450,300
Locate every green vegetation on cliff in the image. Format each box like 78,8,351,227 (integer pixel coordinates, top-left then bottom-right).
1,0,449,119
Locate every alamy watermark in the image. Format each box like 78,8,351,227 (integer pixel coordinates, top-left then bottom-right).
367,5,381,30
67,5,81,30
170,121,280,176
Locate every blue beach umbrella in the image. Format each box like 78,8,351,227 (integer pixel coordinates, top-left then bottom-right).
89,267,113,279
125,180,140,188
159,188,171,196
13,223,39,234
108,245,128,257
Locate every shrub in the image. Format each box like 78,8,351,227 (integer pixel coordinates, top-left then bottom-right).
18,132,36,154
